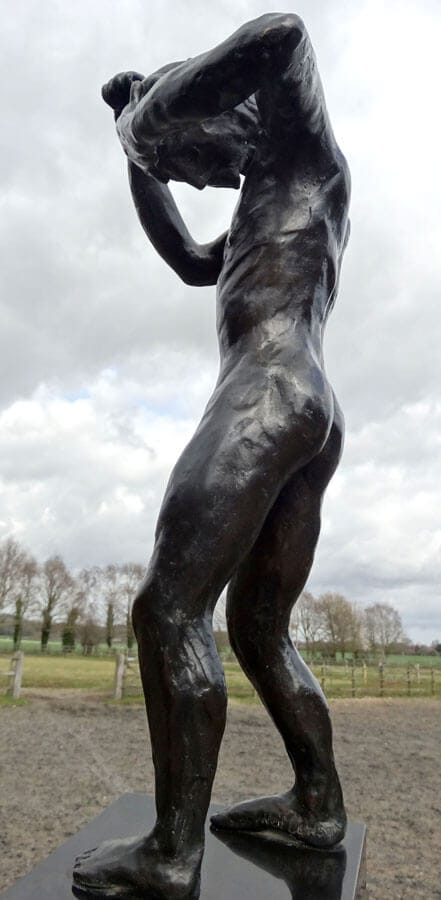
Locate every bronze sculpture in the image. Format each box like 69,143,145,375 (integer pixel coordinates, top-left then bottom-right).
73,13,351,898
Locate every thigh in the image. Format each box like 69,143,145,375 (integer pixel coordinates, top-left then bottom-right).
227,403,344,628
151,363,332,602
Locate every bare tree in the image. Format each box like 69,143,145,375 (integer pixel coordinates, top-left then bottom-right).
39,555,75,651
291,591,324,657
317,592,362,659
364,602,406,657
12,552,39,649
77,614,100,655
0,538,27,616
120,563,144,650
73,567,103,654
60,577,87,653
102,564,121,650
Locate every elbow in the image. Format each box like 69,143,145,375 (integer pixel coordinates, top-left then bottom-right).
256,12,305,46
179,268,199,286
178,269,217,287
175,246,219,287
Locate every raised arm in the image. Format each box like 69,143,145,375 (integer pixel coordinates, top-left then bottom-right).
119,13,330,159
128,162,226,286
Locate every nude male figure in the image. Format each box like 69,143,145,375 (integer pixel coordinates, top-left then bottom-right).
73,14,351,899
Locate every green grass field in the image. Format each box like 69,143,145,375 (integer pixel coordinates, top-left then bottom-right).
0,638,116,656
1,651,440,701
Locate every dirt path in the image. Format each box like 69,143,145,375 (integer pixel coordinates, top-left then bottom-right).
0,695,440,898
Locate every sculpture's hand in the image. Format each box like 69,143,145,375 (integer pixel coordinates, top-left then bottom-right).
101,71,145,121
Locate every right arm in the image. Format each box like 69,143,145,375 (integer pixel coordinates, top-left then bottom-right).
128,162,226,286
118,13,330,157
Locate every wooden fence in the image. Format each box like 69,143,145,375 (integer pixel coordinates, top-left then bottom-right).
312,660,440,699
113,655,441,702
0,652,24,699
114,652,142,700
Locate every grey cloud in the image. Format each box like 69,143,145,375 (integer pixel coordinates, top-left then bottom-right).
1,0,440,642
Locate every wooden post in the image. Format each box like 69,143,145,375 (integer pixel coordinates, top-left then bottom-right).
321,664,326,692
406,664,411,697
378,662,384,697
114,652,125,700
351,659,356,698
363,663,368,686
431,667,435,696
415,663,420,685
11,651,23,699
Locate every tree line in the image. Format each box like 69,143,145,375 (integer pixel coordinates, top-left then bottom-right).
290,590,414,659
1,537,439,659
0,537,144,652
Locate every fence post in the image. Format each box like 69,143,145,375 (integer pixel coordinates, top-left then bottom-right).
321,664,326,692
431,667,435,696
351,659,356,698
363,663,368,686
114,652,125,700
11,651,23,699
415,663,420,685
378,662,384,697
406,665,411,697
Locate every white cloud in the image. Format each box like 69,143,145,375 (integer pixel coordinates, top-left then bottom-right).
0,0,440,642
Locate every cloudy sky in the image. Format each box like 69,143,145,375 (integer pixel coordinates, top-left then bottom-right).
1,0,440,642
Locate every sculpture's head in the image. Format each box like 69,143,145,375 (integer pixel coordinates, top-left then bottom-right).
103,63,260,190
149,98,260,190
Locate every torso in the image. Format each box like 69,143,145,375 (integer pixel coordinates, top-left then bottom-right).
217,129,350,362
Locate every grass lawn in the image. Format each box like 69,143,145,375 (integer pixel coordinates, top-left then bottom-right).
19,654,115,691
0,638,116,655
1,650,440,701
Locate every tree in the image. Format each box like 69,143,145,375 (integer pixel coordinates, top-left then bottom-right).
0,537,27,616
291,591,324,657
364,602,406,656
11,552,39,649
79,614,101,655
61,580,86,653
120,563,144,650
102,564,121,650
317,592,362,659
39,556,74,651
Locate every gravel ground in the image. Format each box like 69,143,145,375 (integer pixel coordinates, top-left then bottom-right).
0,693,440,899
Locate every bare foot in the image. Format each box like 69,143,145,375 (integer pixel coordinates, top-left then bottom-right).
72,832,201,899
210,789,346,849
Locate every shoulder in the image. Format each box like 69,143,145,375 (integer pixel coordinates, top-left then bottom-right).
256,17,330,141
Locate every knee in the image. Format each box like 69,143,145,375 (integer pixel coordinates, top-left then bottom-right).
132,572,176,638
227,599,281,670
253,12,305,47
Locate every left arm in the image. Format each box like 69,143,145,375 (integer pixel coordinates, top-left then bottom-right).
128,162,226,286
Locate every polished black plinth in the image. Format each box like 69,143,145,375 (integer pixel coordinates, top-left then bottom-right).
1,793,367,899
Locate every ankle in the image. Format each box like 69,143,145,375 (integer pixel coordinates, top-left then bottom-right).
153,821,204,864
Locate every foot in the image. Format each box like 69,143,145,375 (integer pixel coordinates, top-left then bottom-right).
210,790,346,849
72,832,201,899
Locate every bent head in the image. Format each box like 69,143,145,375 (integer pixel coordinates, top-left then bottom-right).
103,62,260,190
150,99,260,190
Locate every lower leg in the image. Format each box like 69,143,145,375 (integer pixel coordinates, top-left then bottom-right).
74,581,227,899
213,614,345,847
135,594,227,858
212,455,346,848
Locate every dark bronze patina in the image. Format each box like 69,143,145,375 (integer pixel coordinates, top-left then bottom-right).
73,13,351,898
